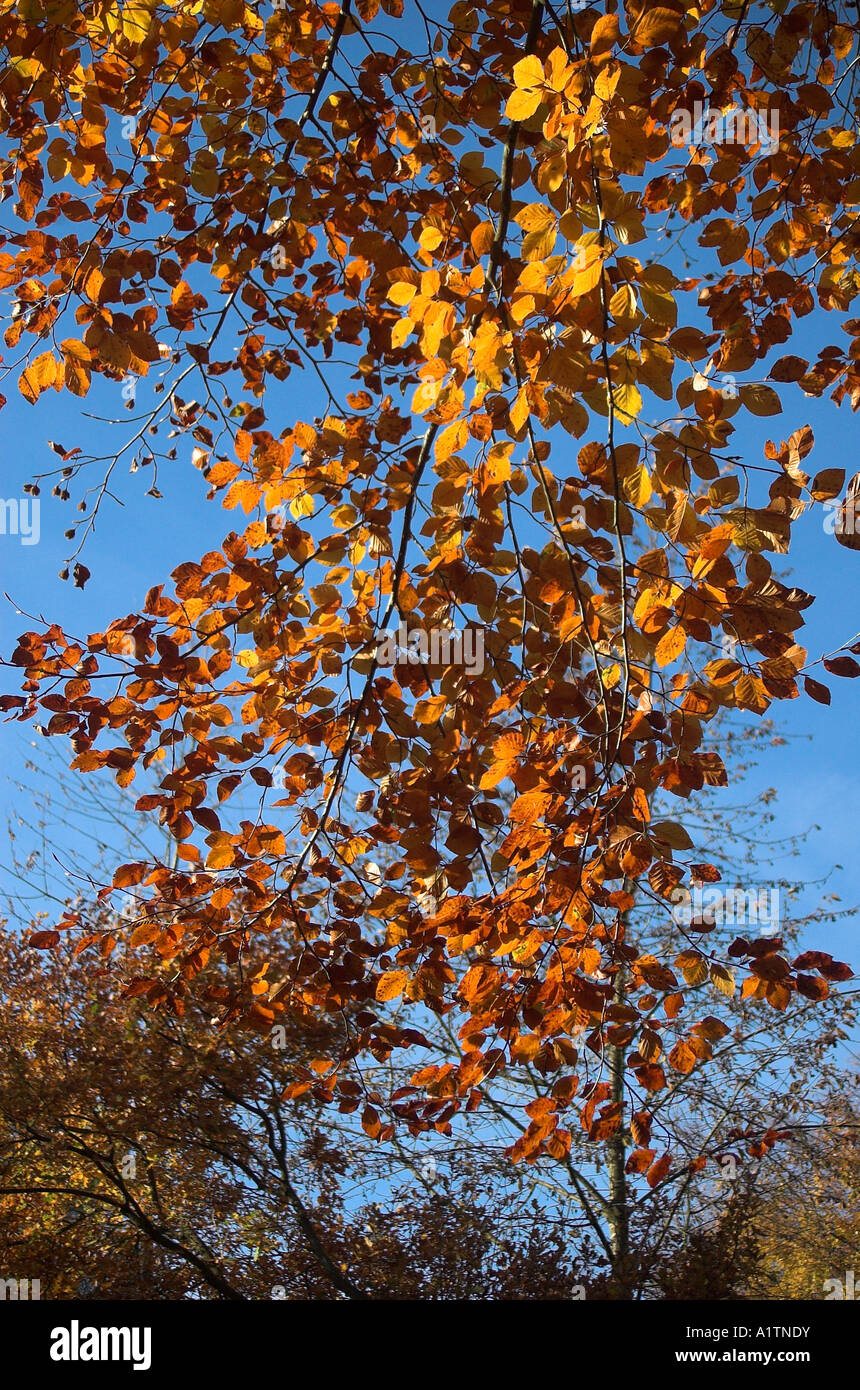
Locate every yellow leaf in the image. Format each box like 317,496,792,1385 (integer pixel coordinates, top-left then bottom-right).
611,380,642,423
331,503,357,528
623,461,652,506
633,7,684,47
19,351,57,403
81,266,104,304
190,159,220,198
388,281,417,306
735,672,771,713
505,89,542,121
639,283,677,328
676,950,709,986
435,418,467,461
522,225,557,260
411,379,442,415
609,283,638,322
537,151,566,192
515,203,556,233
512,54,544,89
376,969,408,1001
595,64,621,101
291,493,315,519
570,247,604,297
61,339,92,397
710,963,736,998
510,385,530,432
655,625,686,667
206,843,235,870
419,227,445,252
414,695,447,723
122,2,152,41
484,441,514,485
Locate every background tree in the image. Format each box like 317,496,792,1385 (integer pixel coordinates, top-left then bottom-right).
0,913,593,1300
745,1093,860,1300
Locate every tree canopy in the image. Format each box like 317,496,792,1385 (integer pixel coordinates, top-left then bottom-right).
2,0,859,1296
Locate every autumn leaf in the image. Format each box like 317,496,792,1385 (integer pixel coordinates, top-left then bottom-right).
647,1152,672,1188
28,930,60,949
709,964,736,998
633,8,684,48
655,626,685,667
376,970,408,1001
61,340,92,397
804,676,831,706
19,352,58,403
129,922,159,947
413,695,447,723
740,383,782,417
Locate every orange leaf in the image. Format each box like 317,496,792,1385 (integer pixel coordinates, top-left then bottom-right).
655,625,686,667
376,969,408,1001
61,339,92,397
505,88,542,122
633,8,684,48
647,1152,672,1188
29,929,60,949
414,695,447,724
19,351,58,403
130,922,159,947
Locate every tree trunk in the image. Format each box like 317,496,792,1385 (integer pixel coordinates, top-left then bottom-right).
606,917,631,1296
